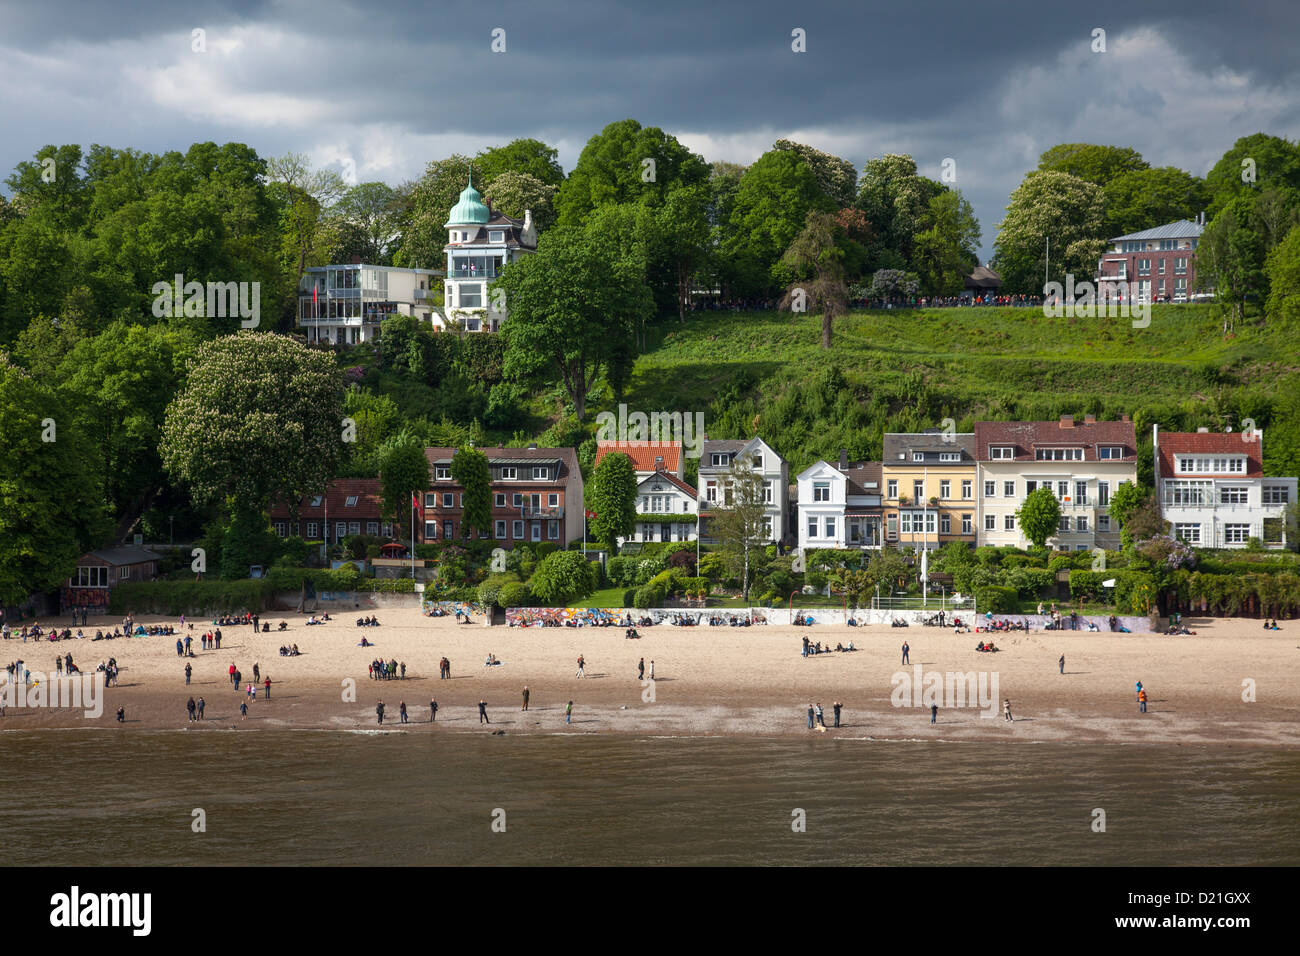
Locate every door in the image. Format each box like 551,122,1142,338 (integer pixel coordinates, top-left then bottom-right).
531,522,541,542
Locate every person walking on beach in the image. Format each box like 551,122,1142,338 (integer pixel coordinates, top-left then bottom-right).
931,702,938,724
637,658,644,680
1059,654,1065,675
264,676,271,699
176,638,183,657
184,635,192,656
240,701,248,720
253,663,260,683
376,701,385,724
215,630,221,649
185,662,192,685
833,701,842,728
522,686,529,711
649,660,655,681
478,699,489,724
116,706,125,723
575,655,585,678
399,701,408,724
565,700,573,725
187,697,196,722
229,663,236,686
430,699,438,722
802,636,809,658
815,702,826,728
1138,689,1148,713
1135,680,1143,701
233,669,242,690
806,703,815,729
197,697,205,720
1003,699,1013,722
901,641,910,664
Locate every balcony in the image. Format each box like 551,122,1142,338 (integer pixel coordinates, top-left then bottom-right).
519,506,564,519
447,268,500,280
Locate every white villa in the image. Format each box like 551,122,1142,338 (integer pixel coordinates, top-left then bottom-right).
626,468,699,544
441,176,538,332
697,437,789,545
1154,426,1296,549
297,263,442,345
795,458,884,552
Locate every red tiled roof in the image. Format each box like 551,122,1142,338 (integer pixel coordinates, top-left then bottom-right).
639,468,697,497
270,478,385,519
973,420,1136,461
595,441,683,475
1157,431,1263,478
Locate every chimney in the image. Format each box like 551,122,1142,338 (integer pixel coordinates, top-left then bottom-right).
1121,413,1131,423
839,449,848,471
1197,427,1209,433
655,456,664,469
1084,414,1096,425
1059,415,1074,429
523,209,533,231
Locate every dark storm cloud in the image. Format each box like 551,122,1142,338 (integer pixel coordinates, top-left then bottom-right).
2,0,1297,258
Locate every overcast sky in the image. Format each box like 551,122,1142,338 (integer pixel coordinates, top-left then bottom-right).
2,0,1297,260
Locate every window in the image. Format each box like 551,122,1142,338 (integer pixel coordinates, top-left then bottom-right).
1098,481,1110,506
75,566,109,588
940,480,951,499
443,521,454,539
274,521,287,537
424,521,437,540
1075,481,1088,505
763,516,773,538
512,494,523,507
939,452,960,462
306,522,318,538
442,493,454,508
1003,480,1015,497
1035,448,1083,461
1116,261,1127,278
548,493,559,507
366,521,379,536
1005,514,1016,531
887,480,898,499
512,520,523,539
1177,457,1245,474
961,514,972,535
1057,481,1069,499
751,453,763,469
495,520,507,539
549,521,559,540
348,522,360,535
990,446,1014,460
813,481,831,502
961,480,972,499
913,452,925,462
1174,523,1200,544
500,466,517,480
1098,446,1124,460
1263,486,1291,505
1174,257,1188,275
824,517,836,539
425,493,437,509
913,481,924,502
436,466,451,480
335,522,347,542
887,514,898,536
489,231,504,243
1224,524,1250,544
1158,259,1166,274
1098,515,1110,533
1077,516,1089,532
807,518,818,540
1219,486,1249,505
705,481,717,502
495,493,506,507
1026,480,1037,494
1138,258,1150,276
1058,516,1070,532
984,481,995,498
119,566,130,582
381,523,392,538
940,514,951,534
984,514,996,531
710,453,727,467
345,495,358,507
310,495,323,508
532,466,548,480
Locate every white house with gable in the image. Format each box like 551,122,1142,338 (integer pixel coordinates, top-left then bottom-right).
697,437,789,545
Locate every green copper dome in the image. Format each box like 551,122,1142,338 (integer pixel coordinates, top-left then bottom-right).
444,175,490,227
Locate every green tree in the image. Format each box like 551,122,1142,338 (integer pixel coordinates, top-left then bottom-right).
992,170,1105,293
1107,481,1146,547
1198,197,1267,331
493,225,648,418
912,189,981,295
528,549,597,605
587,451,638,552
1205,133,1300,216
475,138,565,187
854,153,946,266
778,210,848,349
773,139,858,207
1265,224,1300,324
330,181,400,264
1103,166,1211,236
449,445,492,540
1017,486,1062,548
481,170,558,231
160,332,345,519
378,432,430,532
0,353,108,604
709,456,768,601
394,154,474,269
266,153,347,291
1037,143,1148,186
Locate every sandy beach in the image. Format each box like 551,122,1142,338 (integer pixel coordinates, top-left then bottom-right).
3,608,1298,747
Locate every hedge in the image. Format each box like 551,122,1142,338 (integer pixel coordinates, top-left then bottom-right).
358,578,417,593
974,585,1018,613
111,580,277,615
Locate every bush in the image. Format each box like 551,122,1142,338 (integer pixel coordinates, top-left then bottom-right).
667,549,697,574
622,588,637,608
358,578,417,593
477,572,521,607
1000,567,1055,598
974,585,1018,613
606,556,632,587
528,550,598,605
1068,570,1107,603
497,581,532,607
278,536,312,566
111,580,277,615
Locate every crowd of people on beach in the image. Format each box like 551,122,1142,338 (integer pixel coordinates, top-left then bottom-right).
369,659,405,680
800,636,856,657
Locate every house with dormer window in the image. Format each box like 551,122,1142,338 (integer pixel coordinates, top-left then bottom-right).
269,478,391,544
627,469,699,544
440,176,538,332
795,454,884,551
697,437,789,544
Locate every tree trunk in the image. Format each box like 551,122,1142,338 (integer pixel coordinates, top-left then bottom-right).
821,311,833,349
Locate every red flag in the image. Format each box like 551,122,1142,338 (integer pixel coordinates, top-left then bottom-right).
585,509,597,519
412,492,422,515
313,283,318,307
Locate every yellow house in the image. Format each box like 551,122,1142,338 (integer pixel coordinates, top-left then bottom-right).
880,432,977,550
